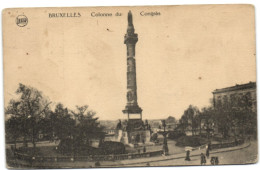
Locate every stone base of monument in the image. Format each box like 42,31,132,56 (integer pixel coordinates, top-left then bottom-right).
116,129,152,146
126,143,135,148
125,142,155,148
138,141,155,146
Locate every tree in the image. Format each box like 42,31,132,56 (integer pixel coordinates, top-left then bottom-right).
51,104,75,140
70,105,104,152
214,92,257,139
5,99,29,147
165,116,176,124
214,106,230,138
5,116,23,149
37,113,53,140
179,105,200,136
150,133,158,142
199,107,215,139
178,115,188,133
5,83,51,151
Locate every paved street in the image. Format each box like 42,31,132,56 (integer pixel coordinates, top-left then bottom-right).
119,141,258,167
14,140,257,168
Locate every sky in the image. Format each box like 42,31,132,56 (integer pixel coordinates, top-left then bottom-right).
3,5,256,120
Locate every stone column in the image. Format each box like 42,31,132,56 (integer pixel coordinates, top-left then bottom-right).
123,11,142,117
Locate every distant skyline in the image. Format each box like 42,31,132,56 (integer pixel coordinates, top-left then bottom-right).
4,5,256,120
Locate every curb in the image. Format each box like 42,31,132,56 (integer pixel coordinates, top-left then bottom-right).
101,142,251,167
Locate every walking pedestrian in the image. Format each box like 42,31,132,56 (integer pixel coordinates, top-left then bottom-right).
206,146,210,159
200,153,206,165
185,150,191,161
210,157,215,165
95,161,101,167
215,157,219,165
208,141,211,151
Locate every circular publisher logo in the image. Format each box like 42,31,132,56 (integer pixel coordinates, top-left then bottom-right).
16,15,28,27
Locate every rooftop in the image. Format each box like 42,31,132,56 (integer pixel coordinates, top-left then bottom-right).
212,82,256,94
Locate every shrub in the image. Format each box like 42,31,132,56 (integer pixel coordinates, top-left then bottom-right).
58,138,101,155
150,133,158,142
99,141,125,155
175,136,207,147
168,131,185,140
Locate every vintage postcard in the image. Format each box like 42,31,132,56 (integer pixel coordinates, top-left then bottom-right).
2,5,257,168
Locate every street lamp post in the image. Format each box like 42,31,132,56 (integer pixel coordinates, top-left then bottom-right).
161,120,169,155
204,120,214,143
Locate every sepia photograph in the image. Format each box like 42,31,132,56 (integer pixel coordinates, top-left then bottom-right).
2,4,257,168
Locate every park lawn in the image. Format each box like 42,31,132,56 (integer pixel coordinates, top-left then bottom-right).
16,138,186,157
125,139,185,155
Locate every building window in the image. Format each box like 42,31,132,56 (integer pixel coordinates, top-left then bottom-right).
230,94,238,107
223,95,228,108
245,92,253,107
216,96,222,107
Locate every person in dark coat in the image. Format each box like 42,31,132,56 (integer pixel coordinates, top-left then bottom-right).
95,161,101,167
185,150,191,161
201,153,206,165
215,157,219,165
206,147,210,159
210,157,215,165
208,142,211,151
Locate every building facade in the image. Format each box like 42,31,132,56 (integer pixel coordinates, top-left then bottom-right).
212,82,256,112
212,82,257,137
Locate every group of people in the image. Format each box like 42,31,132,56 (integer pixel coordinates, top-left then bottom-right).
200,143,219,165
185,143,219,165
200,144,210,165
